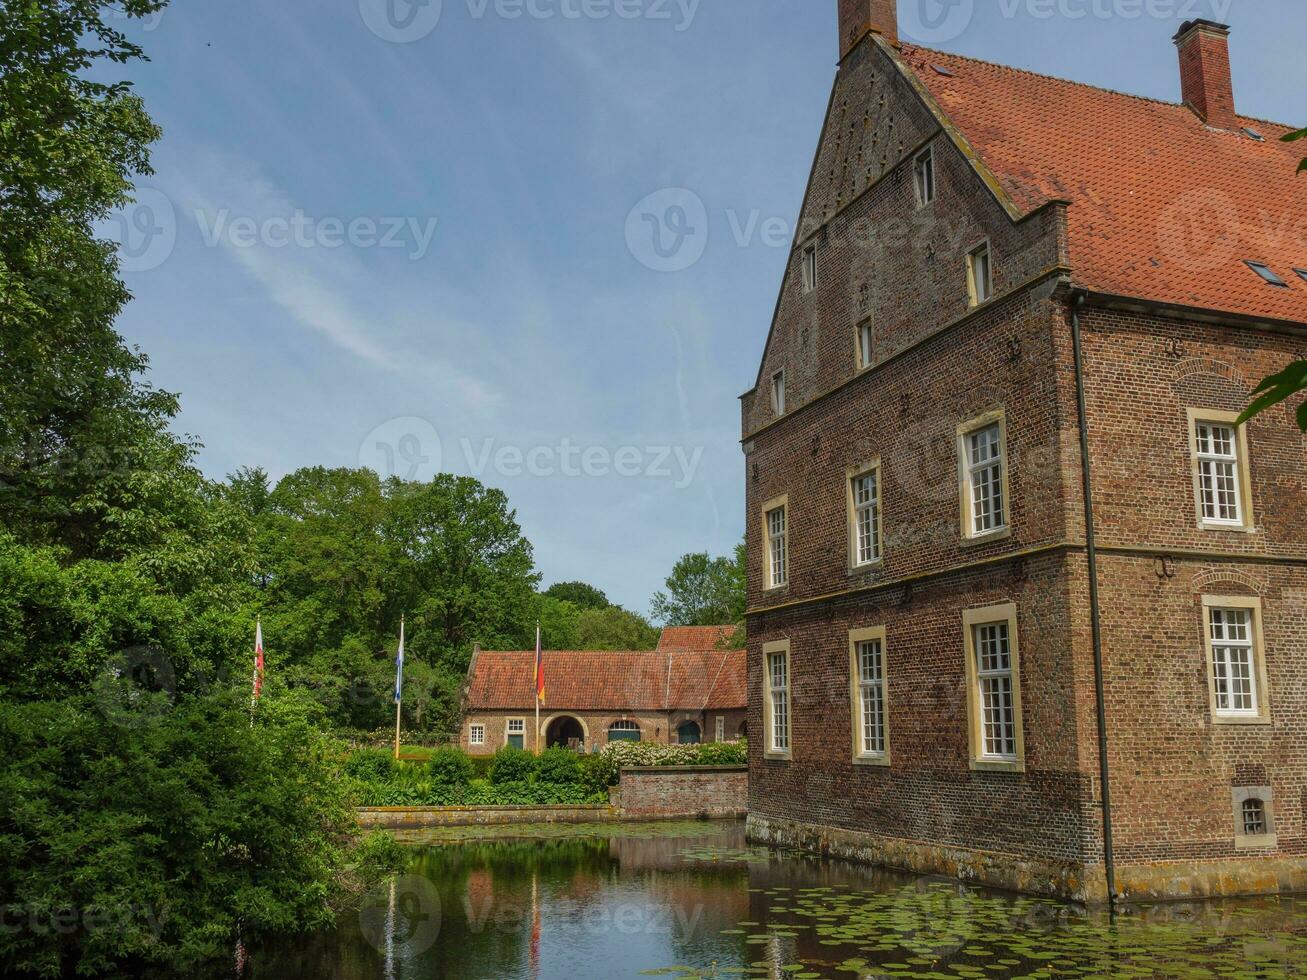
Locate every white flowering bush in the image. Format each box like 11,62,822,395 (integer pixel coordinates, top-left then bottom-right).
601,739,746,768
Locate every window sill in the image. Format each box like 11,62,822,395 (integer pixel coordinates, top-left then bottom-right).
970,757,1025,774
764,750,792,762
1212,714,1272,727
848,558,884,575
853,753,891,768
1234,834,1278,850
961,526,1011,548
1197,521,1257,534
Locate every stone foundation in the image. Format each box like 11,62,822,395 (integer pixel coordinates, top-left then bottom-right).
748,813,1307,904
747,812,1103,902
357,805,614,829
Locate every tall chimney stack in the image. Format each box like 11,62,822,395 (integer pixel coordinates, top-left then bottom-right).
1173,20,1237,130
839,0,898,61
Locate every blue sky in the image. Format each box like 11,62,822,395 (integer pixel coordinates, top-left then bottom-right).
107,0,1305,615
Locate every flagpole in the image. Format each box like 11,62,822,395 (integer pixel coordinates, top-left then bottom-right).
534,622,541,756
394,615,405,762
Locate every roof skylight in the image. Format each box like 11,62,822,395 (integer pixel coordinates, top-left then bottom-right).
1243,127,1265,141
1246,261,1288,287
931,64,955,77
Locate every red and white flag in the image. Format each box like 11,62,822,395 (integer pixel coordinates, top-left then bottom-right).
252,619,265,702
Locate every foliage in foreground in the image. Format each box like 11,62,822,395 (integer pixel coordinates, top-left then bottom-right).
0,690,403,977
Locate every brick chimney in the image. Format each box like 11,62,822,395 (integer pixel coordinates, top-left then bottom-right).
839,0,898,60
1173,19,1237,130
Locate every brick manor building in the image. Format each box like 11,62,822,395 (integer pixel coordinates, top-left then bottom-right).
460,626,746,755
743,1,1307,904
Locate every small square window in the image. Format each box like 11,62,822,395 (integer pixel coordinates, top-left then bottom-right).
771,370,786,416
914,148,935,207
967,243,993,306
856,319,874,370
801,244,817,293
1232,787,1276,847
470,724,485,745
1246,261,1288,287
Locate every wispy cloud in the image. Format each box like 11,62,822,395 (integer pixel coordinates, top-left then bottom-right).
163,151,500,409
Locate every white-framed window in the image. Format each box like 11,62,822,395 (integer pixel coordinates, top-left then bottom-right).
469,724,486,746
506,717,526,750
771,370,786,416
802,244,817,293
763,640,791,757
1203,596,1270,724
715,716,725,742
959,413,1008,540
849,627,889,764
848,464,882,568
762,497,789,589
1189,410,1252,530
962,604,1024,771
856,318,874,371
914,146,935,207
967,241,993,306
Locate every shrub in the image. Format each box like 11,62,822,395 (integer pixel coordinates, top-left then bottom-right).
535,747,581,786
343,747,396,782
489,746,536,785
578,752,619,794
427,747,474,788
696,740,747,765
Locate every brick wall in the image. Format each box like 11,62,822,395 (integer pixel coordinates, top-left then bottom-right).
740,26,1307,900
619,766,748,820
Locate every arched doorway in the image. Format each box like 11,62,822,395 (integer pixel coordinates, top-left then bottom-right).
545,715,585,749
736,720,748,740
677,720,701,744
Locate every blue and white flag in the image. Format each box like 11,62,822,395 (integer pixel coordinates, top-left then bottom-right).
393,617,405,706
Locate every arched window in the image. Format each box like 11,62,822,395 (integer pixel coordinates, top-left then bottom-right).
1242,797,1267,837
608,720,641,743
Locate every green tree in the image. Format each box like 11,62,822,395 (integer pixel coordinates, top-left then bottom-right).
0,688,401,977
1286,127,1306,173
535,593,581,650
574,605,660,650
543,580,609,610
0,0,182,559
650,543,746,627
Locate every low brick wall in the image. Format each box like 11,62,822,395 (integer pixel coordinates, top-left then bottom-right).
618,765,748,820
357,805,615,829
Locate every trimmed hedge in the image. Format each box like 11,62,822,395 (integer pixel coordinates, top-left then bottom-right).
345,739,747,808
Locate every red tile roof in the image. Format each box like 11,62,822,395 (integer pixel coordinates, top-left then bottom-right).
897,43,1307,325
656,625,738,651
466,628,745,712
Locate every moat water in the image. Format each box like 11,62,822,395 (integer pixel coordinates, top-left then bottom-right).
247,820,1306,979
